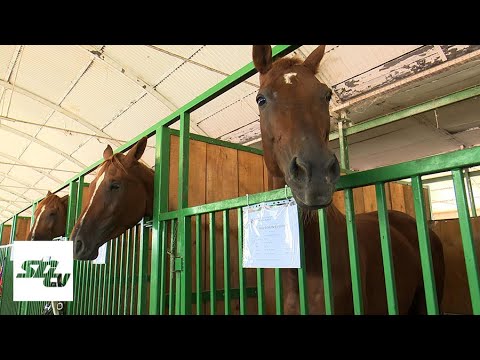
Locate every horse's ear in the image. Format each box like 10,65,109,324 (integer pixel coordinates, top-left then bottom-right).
60,195,69,206
46,190,52,196
252,45,273,74
303,45,326,74
125,137,147,166
103,145,113,160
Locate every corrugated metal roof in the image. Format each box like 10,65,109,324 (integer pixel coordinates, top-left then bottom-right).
0,45,18,80
11,45,91,104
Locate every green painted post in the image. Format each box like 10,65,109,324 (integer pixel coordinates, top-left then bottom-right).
129,225,137,315
375,182,399,315
123,228,131,315
9,214,17,244
411,176,439,315
223,210,231,315
297,215,309,315
177,112,192,315
195,215,202,315
106,238,114,315
344,189,364,314
274,269,283,315
158,221,167,315
452,169,480,314
137,218,150,315
237,208,247,315
0,223,3,244
318,208,334,315
256,269,265,315
65,181,79,237
209,213,216,315
149,125,170,315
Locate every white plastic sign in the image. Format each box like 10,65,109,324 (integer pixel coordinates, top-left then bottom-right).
242,198,300,268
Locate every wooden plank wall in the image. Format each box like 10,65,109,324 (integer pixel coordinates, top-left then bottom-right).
429,217,480,314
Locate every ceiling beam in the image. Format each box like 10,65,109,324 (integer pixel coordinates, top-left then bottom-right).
0,79,122,147
0,171,45,195
0,152,62,184
0,186,33,202
0,123,87,168
78,45,209,137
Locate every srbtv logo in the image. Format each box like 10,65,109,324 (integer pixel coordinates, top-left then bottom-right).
13,241,73,301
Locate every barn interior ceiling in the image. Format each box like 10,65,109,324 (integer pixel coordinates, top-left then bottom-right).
0,45,479,223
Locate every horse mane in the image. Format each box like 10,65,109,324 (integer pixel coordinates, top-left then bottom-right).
103,153,154,176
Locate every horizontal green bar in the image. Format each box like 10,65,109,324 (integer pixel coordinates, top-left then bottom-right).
336,146,480,190
329,85,480,141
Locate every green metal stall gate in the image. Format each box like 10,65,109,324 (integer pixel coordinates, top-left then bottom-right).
0,45,479,315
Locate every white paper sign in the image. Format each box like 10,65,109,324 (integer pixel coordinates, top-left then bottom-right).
92,243,108,265
242,198,300,268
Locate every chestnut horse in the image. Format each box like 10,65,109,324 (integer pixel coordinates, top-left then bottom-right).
27,191,69,241
253,45,445,314
71,137,153,260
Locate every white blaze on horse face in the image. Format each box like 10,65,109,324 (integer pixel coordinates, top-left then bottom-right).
31,205,46,240
78,169,106,231
283,72,297,84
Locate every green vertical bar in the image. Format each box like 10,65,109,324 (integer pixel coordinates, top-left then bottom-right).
411,175,439,315
223,210,231,315
90,262,98,315
196,214,202,315
344,188,364,315
318,208,334,315
464,169,478,217
297,215,309,315
209,213,216,315
9,214,17,244
82,262,91,315
177,216,191,315
101,245,108,315
111,237,119,315
150,125,170,315
117,233,125,315
452,169,480,314
274,269,283,315
106,239,114,315
375,182,399,315
138,218,150,315
76,261,85,314
237,208,247,315
75,177,85,220
158,221,167,315
65,181,78,237
129,225,137,315
0,223,3,244
178,112,190,209
177,112,191,315
168,219,176,315
256,269,265,315
123,229,131,315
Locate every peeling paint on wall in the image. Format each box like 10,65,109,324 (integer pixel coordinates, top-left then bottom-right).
332,45,480,102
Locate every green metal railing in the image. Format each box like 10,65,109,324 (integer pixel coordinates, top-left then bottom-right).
1,45,479,315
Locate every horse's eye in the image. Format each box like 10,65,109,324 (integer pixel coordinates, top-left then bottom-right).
49,212,56,217
110,183,120,191
256,95,267,107
325,90,332,102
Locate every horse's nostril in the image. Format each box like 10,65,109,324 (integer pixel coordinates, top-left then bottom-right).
327,155,340,181
290,157,310,182
75,240,84,253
